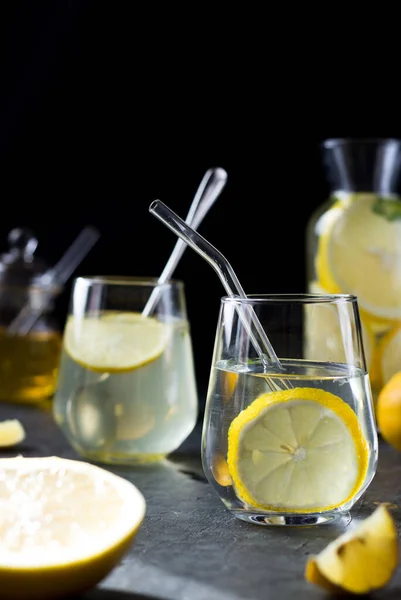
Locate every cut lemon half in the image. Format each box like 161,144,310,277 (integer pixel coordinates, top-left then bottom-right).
227,388,369,512
0,456,146,600
305,504,398,594
64,311,170,373
306,281,375,370
316,193,401,321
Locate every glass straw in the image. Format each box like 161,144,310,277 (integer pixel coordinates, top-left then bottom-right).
149,199,285,373
143,167,227,316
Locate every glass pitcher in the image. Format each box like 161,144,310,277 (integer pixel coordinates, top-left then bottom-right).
0,228,62,404
306,138,401,407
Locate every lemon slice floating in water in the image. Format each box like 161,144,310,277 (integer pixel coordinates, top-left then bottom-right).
316,194,401,322
227,388,369,512
0,456,146,600
64,311,170,373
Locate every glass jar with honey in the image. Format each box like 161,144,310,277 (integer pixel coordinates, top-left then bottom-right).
0,228,62,404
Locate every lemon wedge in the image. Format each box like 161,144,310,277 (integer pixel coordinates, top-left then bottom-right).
64,311,170,373
211,452,232,487
305,504,399,594
222,371,239,402
316,193,401,321
306,281,375,370
0,456,146,600
227,388,369,512
0,419,25,447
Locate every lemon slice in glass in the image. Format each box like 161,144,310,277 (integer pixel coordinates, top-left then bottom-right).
316,193,401,321
0,456,146,599
64,311,170,373
227,388,369,512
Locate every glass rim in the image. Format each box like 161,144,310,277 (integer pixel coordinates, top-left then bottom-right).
74,275,184,288
322,137,401,149
221,293,358,305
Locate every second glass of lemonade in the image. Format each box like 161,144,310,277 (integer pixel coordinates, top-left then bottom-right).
202,294,378,526
53,276,198,465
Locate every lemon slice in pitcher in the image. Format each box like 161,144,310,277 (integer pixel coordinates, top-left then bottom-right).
305,281,375,370
316,194,401,321
227,388,369,512
64,312,170,373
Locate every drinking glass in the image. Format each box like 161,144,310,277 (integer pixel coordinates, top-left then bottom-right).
53,276,198,465
201,294,378,526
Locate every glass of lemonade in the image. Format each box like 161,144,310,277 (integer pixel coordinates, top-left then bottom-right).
53,276,198,465
201,294,378,526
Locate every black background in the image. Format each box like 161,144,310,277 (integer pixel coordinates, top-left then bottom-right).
1,2,398,406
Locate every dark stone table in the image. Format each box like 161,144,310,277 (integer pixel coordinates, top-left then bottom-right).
0,402,400,600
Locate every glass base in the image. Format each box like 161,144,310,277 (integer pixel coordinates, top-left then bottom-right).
71,446,168,466
233,509,351,527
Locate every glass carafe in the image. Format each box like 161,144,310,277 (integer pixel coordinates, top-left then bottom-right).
306,138,401,406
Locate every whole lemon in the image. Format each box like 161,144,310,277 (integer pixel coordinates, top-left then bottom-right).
377,371,401,451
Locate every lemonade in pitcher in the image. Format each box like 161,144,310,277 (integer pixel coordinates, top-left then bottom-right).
306,139,401,406
53,277,198,465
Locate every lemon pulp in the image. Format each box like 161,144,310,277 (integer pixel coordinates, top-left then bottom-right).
64,311,170,373
0,456,146,599
0,420,25,447
305,504,399,594
227,388,369,512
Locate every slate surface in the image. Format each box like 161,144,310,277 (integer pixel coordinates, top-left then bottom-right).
0,402,400,600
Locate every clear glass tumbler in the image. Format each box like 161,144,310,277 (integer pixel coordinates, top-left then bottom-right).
201,294,378,526
53,276,198,465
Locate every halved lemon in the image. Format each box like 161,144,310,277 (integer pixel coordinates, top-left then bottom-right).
64,311,170,373
227,388,369,512
316,193,401,322
305,504,398,594
306,281,375,370
0,456,146,600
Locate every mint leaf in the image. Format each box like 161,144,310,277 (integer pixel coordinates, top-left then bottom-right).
372,197,401,221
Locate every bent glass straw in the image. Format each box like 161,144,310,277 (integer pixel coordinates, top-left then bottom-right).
143,167,228,316
149,199,285,373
